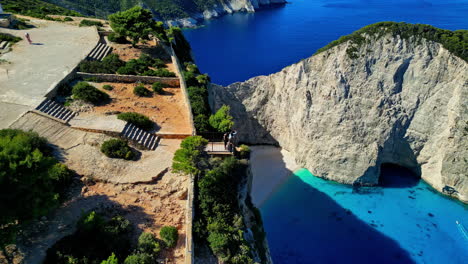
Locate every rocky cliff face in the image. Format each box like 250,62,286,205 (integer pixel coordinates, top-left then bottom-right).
210,34,468,202
167,0,286,27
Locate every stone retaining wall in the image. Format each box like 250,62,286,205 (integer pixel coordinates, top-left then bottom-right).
76,72,180,86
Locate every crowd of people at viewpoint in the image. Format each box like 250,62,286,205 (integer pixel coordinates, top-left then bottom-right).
223,130,237,153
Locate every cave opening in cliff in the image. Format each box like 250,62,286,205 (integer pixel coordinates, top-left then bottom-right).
378,163,420,188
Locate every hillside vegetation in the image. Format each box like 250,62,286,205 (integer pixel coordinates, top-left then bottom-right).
315,22,468,62
41,0,225,20
2,0,81,19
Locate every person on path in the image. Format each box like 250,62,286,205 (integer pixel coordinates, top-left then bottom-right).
25,32,32,44
223,132,229,150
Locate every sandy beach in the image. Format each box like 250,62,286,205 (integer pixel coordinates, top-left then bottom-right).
249,146,300,207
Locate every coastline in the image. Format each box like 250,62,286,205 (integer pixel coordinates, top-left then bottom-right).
166,1,287,28
249,145,299,207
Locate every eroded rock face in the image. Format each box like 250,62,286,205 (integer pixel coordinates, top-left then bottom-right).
210,34,468,202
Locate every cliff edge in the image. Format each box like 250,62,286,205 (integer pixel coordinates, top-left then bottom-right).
210,23,468,202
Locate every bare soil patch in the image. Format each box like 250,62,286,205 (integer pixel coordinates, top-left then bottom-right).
90,82,192,134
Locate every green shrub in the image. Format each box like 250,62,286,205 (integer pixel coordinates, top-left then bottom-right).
103,84,114,91
194,114,210,132
63,17,73,22
133,84,152,97
101,139,135,160
172,136,208,176
238,144,251,159
0,129,71,247
185,62,199,73
72,82,109,104
141,68,176,77
159,226,178,248
138,232,161,255
153,58,167,68
2,0,81,19
117,112,153,131
101,253,118,264
117,59,149,75
79,54,125,74
107,32,128,44
0,33,22,44
80,19,103,27
152,82,164,94
209,105,234,133
124,253,153,264
196,74,210,85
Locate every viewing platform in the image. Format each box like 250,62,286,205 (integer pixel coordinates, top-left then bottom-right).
205,142,233,156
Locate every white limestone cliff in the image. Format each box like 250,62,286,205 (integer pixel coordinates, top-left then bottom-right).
209,33,468,202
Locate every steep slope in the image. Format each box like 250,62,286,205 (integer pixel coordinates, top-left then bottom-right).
210,23,468,202
41,0,286,26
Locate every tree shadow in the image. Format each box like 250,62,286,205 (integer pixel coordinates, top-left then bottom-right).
16,188,154,264
258,150,416,264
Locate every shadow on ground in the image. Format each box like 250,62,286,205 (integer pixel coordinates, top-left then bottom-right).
260,156,415,264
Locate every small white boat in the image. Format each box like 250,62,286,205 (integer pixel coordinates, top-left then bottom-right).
456,220,468,241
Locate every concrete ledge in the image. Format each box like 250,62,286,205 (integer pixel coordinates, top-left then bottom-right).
30,110,69,125
156,133,192,139
76,72,180,86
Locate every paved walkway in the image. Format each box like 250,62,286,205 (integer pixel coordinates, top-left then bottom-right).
0,19,98,128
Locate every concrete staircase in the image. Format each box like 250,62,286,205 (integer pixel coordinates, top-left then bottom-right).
0,41,9,50
121,123,159,151
35,99,76,122
87,43,113,61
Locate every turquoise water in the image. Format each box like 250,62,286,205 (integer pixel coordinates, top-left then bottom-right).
260,168,468,263
184,0,468,85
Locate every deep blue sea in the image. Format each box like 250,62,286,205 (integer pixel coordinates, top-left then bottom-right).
183,1,468,263
183,0,468,85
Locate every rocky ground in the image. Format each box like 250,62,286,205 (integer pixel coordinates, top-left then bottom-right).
5,113,188,263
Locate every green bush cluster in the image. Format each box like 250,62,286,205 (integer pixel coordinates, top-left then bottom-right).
101,139,135,160
152,82,164,94
79,53,125,74
107,32,129,44
2,0,81,19
160,226,178,248
183,62,213,132
141,68,176,77
63,16,73,21
0,129,72,247
238,144,251,159
133,84,152,97
44,211,132,264
79,19,104,27
72,81,110,104
209,105,234,133
195,157,255,263
116,54,174,77
172,136,208,176
0,33,22,44
103,84,114,91
117,112,153,131
315,22,468,62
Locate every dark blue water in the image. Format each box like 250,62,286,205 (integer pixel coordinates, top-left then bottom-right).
261,169,468,264
183,0,468,85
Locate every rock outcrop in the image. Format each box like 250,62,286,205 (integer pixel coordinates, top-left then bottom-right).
210,31,468,202
167,0,286,27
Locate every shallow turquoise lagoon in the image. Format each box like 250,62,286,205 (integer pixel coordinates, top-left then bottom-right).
260,168,468,263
